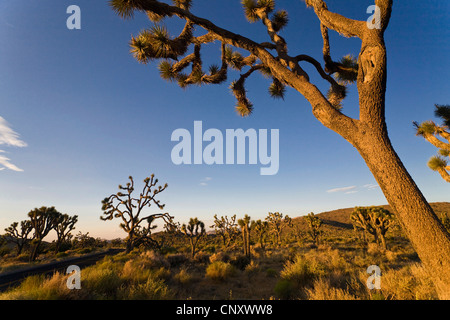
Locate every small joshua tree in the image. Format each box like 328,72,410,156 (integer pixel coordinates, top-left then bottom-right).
305,212,323,246
265,212,292,246
181,217,205,258
210,214,239,249
238,215,252,257
28,206,61,261
101,174,172,253
350,206,395,250
54,214,78,253
414,104,450,182
252,219,269,250
4,220,33,256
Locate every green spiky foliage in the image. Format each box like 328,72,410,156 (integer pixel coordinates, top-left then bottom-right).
181,217,205,258
304,212,323,246
238,214,252,257
350,207,395,250
101,174,172,253
414,104,450,182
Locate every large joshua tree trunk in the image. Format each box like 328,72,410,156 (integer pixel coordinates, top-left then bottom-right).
355,125,450,298
110,0,450,298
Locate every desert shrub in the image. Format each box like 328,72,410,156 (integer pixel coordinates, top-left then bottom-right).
0,273,70,300
56,252,69,258
244,260,260,275
274,279,295,299
118,276,172,300
82,267,124,299
166,253,189,267
367,242,383,256
230,254,251,270
209,252,230,264
193,252,210,264
266,268,277,278
280,254,328,287
378,264,438,300
139,251,170,269
0,247,11,257
206,261,236,281
306,278,357,300
173,268,195,285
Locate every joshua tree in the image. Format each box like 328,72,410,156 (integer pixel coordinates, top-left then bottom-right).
252,219,269,250
305,212,323,246
265,212,291,246
28,206,60,261
181,217,205,258
210,214,239,248
414,104,450,182
110,0,450,297
54,214,78,253
238,214,252,257
101,174,172,253
4,220,33,256
350,206,395,250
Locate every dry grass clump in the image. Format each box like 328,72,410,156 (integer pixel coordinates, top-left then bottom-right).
205,261,236,281
306,278,358,300
0,273,71,300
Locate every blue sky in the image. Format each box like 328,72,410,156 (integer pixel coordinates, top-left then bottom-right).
0,0,449,240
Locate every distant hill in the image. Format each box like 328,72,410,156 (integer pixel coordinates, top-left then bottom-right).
292,202,450,238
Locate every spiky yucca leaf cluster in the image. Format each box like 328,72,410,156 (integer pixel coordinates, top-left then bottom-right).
109,0,149,19
414,121,438,136
224,46,257,71
428,156,448,171
269,78,286,99
414,104,450,182
333,55,358,85
231,79,254,117
242,0,275,22
242,0,288,31
435,104,450,127
326,84,347,111
130,24,192,63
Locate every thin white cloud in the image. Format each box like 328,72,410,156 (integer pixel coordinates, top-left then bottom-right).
0,153,24,172
327,186,357,193
200,177,213,186
0,117,27,147
0,117,27,172
363,183,379,190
